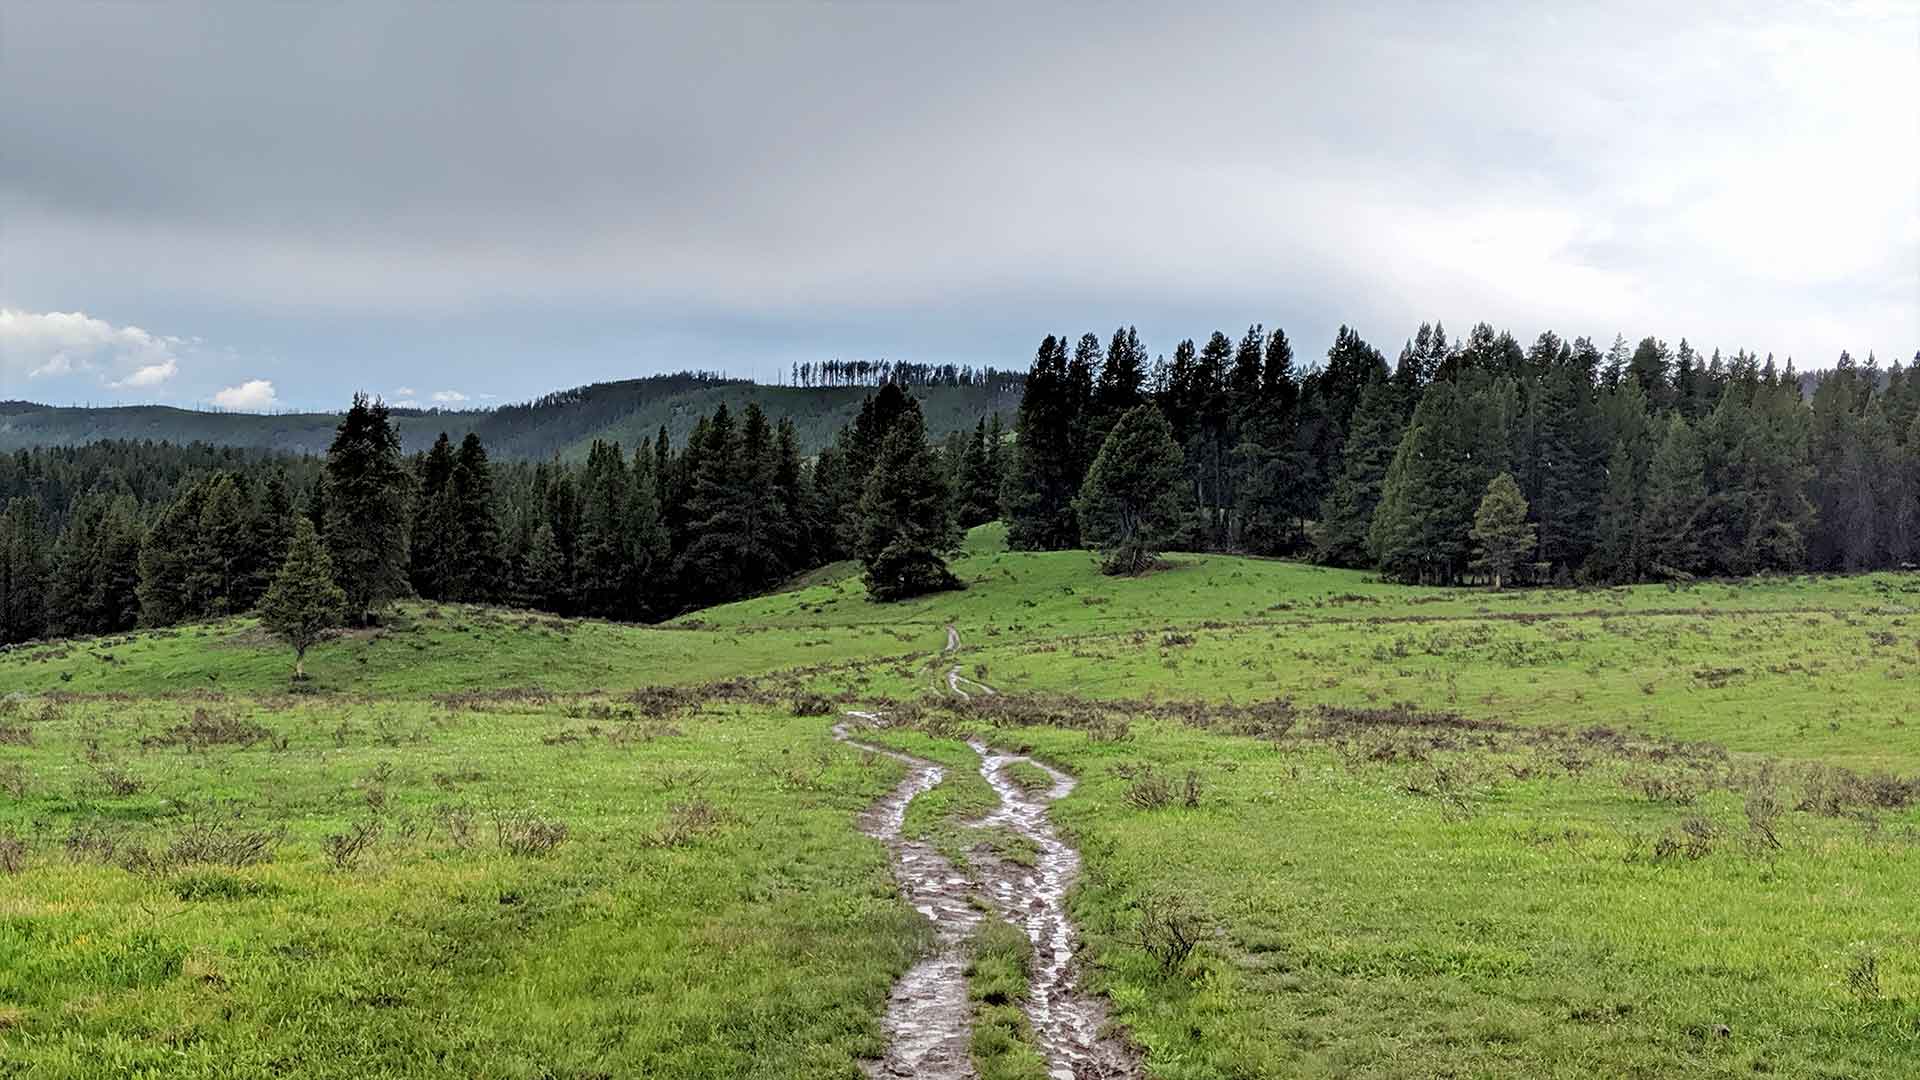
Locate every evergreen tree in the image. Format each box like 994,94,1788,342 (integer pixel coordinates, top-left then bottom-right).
1370,382,1475,583
0,498,48,644
1093,326,1148,444
1628,336,1672,407
446,433,503,601
1004,335,1082,550
138,480,210,626
1639,414,1708,578
676,406,751,606
1586,440,1643,583
1316,378,1404,566
48,496,104,636
410,433,457,599
1470,472,1536,589
956,419,1001,528
575,439,632,615
858,397,961,601
258,516,346,680
1074,405,1189,575
192,473,259,616
627,443,670,616
324,393,413,624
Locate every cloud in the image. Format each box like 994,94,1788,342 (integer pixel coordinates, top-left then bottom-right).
213,379,278,410
391,398,421,408
0,1,1911,393
110,358,180,388
0,308,185,391
394,386,417,396
431,389,468,403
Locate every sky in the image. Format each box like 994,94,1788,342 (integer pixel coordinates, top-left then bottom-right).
2,1,1916,413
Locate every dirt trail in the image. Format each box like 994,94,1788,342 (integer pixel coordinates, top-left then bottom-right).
968,738,1136,1078
943,623,998,700
839,626,1135,1079
833,715,984,1079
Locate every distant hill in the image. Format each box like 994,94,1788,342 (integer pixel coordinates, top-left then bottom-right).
0,370,1023,459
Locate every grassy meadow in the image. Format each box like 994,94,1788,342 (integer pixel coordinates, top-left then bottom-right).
1,524,1916,1078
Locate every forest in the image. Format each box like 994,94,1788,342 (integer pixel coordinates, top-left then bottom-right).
1,321,1916,647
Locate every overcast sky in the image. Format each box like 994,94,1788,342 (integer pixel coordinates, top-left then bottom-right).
3,1,1916,412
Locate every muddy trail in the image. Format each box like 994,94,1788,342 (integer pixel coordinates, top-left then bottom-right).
833,626,1136,1080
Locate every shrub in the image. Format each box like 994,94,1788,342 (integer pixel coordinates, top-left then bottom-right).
0,832,26,874
1124,769,1173,810
1134,892,1204,974
142,708,273,751
1846,952,1881,1004
495,810,569,857
324,819,382,870
650,799,725,848
164,819,279,868
789,693,836,717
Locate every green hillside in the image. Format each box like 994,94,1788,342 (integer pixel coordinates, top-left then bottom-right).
1,531,1915,1078
0,374,1020,459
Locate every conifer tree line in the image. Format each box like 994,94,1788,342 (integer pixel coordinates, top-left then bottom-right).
1,380,996,645
787,358,1022,392
1003,324,1920,585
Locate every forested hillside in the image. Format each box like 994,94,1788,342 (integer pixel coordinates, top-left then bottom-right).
0,366,1021,459
5,321,1917,651
1001,324,1920,583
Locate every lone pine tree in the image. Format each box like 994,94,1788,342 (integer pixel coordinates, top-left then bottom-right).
259,516,346,680
1469,472,1536,590
1074,404,1189,575
858,396,961,601
324,393,412,624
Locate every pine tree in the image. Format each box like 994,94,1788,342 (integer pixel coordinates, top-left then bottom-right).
575,439,632,615
447,433,503,601
858,397,961,601
1628,337,1672,408
1639,414,1708,578
93,497,144,632
48,496,104,636
324,393,413,624
1004,335,1082,550
1316,378,1404,566
1093,326,1148,444
626,444,670,616
1587,440,1643,583
193,473,258,616
258,516,346,680
1470,472,1536,589
0,498,49,644
1370,382,1474,583
1074,405,1189,575
956,419,1000,528
676,406,750,607
138,480,210,626
410,433,458,599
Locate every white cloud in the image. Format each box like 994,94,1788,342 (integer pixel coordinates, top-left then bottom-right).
110,358,180,388
431,389,468,403
392,398,422,408
0,308,185,391
213,379,278,410
394,386,417,396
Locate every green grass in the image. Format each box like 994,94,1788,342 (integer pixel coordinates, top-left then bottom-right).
966,914,1048,1080
2,524,1917,1077
0,696,926,1078
867,707,1920,1079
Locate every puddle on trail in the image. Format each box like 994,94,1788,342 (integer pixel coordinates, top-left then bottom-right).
836,713,1138,1079
834,719,983,1079
969,738,1137,1080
